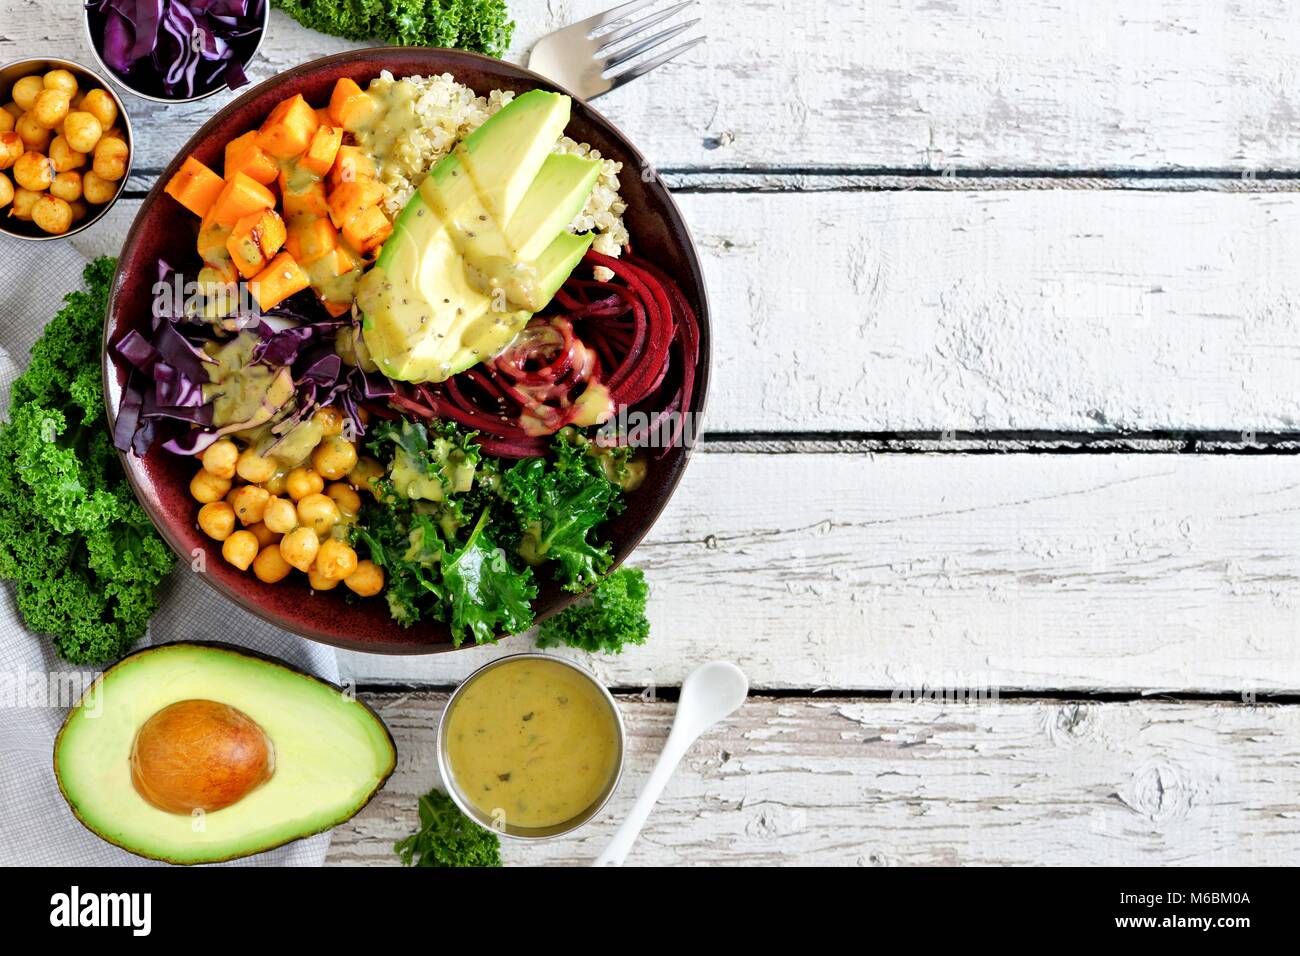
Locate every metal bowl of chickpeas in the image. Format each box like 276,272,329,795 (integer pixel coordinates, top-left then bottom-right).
0,57,132,240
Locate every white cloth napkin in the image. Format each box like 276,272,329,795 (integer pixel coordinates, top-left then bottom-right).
0,235,339,866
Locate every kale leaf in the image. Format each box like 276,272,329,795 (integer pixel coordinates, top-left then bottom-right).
394,788,502,868
272,0,515,59
537,567,650,655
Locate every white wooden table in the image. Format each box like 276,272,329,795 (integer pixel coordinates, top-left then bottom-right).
13,0,1300,865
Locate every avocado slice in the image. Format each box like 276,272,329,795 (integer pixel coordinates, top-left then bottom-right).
357,90,602,384
54,643,396,865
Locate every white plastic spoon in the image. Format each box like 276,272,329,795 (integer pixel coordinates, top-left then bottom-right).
593,660,749,866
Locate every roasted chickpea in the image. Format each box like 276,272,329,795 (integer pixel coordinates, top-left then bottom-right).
263,469,288,495
62,111,102,154
296,493,340,536
229,484,271,525
222,530,259,571
31,89,70,130
9,186,39,220
0,132,21,170
311,434,357,481
285,467,324,501
0,102,20,120
0,173,12,209
326,482,362,516
67,198,88,223
247,521,280,550
344,560,385,597
315,539,359,581
82,169,115,204
42,69,78,97
279,527,320,572
307,566,339,591
48,135,86,172
199,438,238,479
12,151,52,191
312,405,345,436
92,136,128,181
349,456,384,494
31,195,72,234
15,112,51,151
79,88,117,129
262,496,298,534
49,170,80,202
253,544,293,583
235,447,277,484
11,76,43,112
0,108,13,134
190,468,231,504
197,501,237,541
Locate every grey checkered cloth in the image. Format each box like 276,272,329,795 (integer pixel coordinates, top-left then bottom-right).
0,237,338,866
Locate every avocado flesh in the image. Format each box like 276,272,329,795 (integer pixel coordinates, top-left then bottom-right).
53,643,396,865
358,90,603,383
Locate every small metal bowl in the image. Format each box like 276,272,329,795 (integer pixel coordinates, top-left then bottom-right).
0,57,133,242
82,0,270,104
437,653,626,841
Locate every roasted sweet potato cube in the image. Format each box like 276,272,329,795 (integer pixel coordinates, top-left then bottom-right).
285,216,338,262
256,94,319,160
165,156,224,218
227,208,287,278
209,171,276,227
327,178,387,229
342,204,392,255
300,124,343,178
328,145,376,189
328,78,378,131
197,210,233,263
224,130,279,185
250,251,310,311
280,172,330,220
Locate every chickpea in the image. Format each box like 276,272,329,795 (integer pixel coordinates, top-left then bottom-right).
0,173,12,209
11,76,43,112
92,136,128,181
307,566,339,591
312,406,345,436
68,199,87,223
12,151,52,191
79,89,117,129
0,131,21,169
286,467,324,501
196,501,237,541
199,438,238,479
0,102,20,120
82,169,116,204
48,135,86,172
253,544,293,583
344,560,385,597
189,467,231,504
263,469,288,495
247,521,280,549
229,484,270,525
222,530,259,571
349,456,384,495
311,434,358,481
62,111,102,154
49,170,80,202
235,447,278,484
296,493,340,536
262,496,299,534
42,69,78,97
31,89,70,129
327,482,362,516
31,195,72,235
15,112,51,151
9,186,39,220
0,109,12,134
279,527,320,573
315,539,359,581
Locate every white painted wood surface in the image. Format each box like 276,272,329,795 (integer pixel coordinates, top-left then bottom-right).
329,693,1300,866
12,2,1300,172
77,192,1300,432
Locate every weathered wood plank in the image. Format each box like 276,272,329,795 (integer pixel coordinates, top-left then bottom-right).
332,451,1300,694
328,693,1300,866
81,190,1300,434
8,1,1300,173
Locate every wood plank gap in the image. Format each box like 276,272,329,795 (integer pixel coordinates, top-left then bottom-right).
699,432,1300,455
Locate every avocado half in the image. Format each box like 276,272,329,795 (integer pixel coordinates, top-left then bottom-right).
53,642,397,865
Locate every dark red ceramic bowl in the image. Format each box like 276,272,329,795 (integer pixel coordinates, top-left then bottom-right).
103,48,710,655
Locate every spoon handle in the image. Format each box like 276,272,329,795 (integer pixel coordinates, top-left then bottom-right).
593,724,694,866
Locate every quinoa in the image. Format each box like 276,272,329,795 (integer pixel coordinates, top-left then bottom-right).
373,73,628,277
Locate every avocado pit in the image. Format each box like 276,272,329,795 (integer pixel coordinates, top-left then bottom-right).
130,699,275,814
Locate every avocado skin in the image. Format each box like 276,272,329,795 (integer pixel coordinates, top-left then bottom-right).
53,642,398,865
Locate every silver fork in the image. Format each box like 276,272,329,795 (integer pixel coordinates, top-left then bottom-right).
527,0,704,100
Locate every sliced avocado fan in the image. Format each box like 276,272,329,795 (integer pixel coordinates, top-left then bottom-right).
357,90,603,384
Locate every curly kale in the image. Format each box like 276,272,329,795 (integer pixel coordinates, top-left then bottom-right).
395,788,502,868
272,0,515,58
0,258,174,664
537,567,650,655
